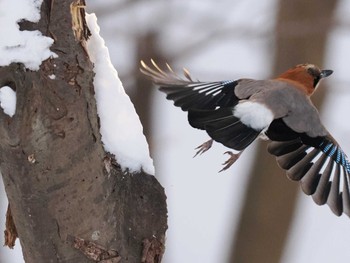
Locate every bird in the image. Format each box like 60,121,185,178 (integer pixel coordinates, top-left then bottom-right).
140,60,350,217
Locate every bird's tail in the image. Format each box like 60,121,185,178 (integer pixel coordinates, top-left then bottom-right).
188,108,260,151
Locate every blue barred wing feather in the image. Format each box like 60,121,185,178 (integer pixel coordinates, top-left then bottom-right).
267,119,350,217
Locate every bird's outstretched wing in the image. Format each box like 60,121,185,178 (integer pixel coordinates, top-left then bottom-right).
141,60,268,150
140,60,240,111
267,119,350,217
141,60,261,150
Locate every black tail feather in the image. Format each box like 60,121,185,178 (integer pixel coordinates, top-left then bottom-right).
188,108,260,151
188,107,233,130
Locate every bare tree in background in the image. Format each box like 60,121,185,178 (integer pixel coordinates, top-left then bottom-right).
229,1,338,262
0,1,167,262
130,32,169,152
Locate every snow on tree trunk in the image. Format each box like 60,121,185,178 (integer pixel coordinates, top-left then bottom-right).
0,1,167,262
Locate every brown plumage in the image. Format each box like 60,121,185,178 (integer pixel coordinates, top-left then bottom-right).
141,60,350,217
276,64,332,95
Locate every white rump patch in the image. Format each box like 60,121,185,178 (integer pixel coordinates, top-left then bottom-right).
233,101,274,130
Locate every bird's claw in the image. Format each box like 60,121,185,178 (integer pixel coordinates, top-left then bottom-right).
219,151,242,172
193,139,213,157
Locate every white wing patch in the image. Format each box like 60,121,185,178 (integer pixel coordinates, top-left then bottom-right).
233,101,274,130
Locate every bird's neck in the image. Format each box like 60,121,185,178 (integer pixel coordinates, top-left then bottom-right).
276,69,315,96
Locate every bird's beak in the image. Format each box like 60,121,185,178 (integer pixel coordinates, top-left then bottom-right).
320,69,333,78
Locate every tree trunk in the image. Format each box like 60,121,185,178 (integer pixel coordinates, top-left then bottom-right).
131,31,163,152
229,1,337,262
0,1,167,262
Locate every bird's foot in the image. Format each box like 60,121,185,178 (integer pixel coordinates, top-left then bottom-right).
193,139,213,157
219,151,242,172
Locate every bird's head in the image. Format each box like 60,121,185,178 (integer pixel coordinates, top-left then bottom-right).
276,64,333,95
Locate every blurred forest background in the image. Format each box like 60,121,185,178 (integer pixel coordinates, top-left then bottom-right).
2,0,350,262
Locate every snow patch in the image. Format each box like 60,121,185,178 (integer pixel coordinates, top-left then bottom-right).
85,13,154,175
0,0,57,70
234,101,274,130
0,86,16,117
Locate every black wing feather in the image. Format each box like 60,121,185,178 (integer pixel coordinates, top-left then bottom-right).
141,61,240,111
267,118,350,217
161,81,239,111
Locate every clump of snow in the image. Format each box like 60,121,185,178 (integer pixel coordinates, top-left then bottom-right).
0,0,57,70
48,74,56,80
0,86,16,117
85,13,154,175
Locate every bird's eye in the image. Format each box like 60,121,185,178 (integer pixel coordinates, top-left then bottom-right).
313,76,320,88
307,67,321,88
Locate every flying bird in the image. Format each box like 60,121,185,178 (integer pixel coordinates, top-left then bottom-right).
141,60,350,217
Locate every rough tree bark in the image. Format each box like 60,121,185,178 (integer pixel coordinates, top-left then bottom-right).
229,1,337,262
0,1,167,262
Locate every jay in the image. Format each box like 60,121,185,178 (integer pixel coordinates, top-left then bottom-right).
141,60,350,217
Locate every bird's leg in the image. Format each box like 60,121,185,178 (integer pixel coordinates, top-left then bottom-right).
219,151,243,172
193,139,213,157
